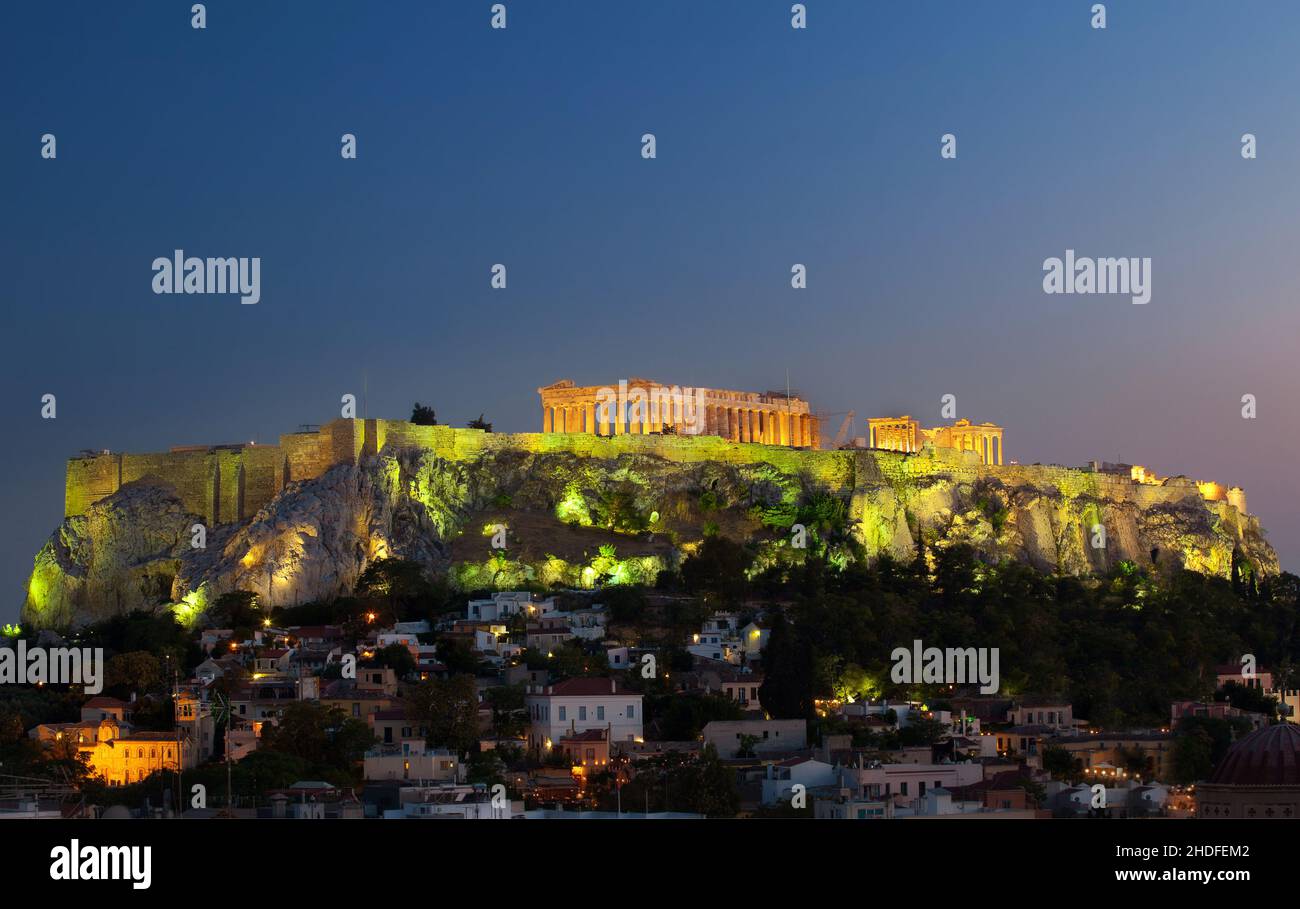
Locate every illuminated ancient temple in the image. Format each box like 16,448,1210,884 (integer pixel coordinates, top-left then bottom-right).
538,379,820,447
867,416,1004,465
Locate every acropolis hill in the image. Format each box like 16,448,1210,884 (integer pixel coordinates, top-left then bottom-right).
24,412,1277,629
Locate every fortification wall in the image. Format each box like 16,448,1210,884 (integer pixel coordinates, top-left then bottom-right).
280,432,326,486
63,418,1253,529
120,450,212,522
65,454,121,517
242,446,283,518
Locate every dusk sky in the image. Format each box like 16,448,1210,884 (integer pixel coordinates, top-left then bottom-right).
3,0,1299,620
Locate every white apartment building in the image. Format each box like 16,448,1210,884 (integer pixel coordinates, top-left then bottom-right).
467,591,557,622
526,678,643,752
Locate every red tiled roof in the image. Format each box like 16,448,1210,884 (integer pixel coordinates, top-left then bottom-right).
82,696,129,709
542,678,633,697
560,729,608,743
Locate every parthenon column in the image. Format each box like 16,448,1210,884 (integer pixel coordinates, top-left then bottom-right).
586,403,596,435
543,406,553,432
728,408,738,442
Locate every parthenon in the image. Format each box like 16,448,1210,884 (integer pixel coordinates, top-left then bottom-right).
538,379,820,448
867,416,1004,465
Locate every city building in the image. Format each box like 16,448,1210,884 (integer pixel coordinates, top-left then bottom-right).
526,678,643,752
538,378,820,447
867,416,1004,465
1196,723,1300,819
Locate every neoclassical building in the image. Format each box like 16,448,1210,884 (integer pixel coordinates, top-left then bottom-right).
538,379,820,447
867,416,1004,465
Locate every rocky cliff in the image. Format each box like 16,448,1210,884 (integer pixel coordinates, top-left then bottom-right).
21,436,1278,629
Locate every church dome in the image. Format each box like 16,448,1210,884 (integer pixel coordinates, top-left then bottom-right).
1208,723,1300,786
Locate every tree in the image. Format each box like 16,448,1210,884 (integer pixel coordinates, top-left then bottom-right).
467,414,493,432
260,701,374,774
484,685,526,740
355,558,437,619
209,591,261,631
1170,726,1214,785
371,644,416,679
411,402,437,425
651,692,743,741
680,535,753,603
1041,746,1080,781
436,637,480,675
406,675,480,758
1217,680,1277,717
665,745,740,817
104,652,163,699
758,612,815,720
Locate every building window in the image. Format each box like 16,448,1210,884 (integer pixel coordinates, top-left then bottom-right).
559,706,567,721
597,706,605,721
579,706,587,721
626,705,634,719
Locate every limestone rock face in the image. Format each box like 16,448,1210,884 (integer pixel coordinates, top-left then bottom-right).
23,480,197,629
21,444,1280,629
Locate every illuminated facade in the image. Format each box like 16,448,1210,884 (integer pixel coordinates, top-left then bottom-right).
30,719,190,786
538,378,820,447
867,416,1004,465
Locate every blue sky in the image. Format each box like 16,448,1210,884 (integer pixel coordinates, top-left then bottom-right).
3,1,1299,618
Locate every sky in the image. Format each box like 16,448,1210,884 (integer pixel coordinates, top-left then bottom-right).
2,1,1299,620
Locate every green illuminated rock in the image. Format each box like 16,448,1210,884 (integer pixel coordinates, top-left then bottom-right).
21,433,1277,629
